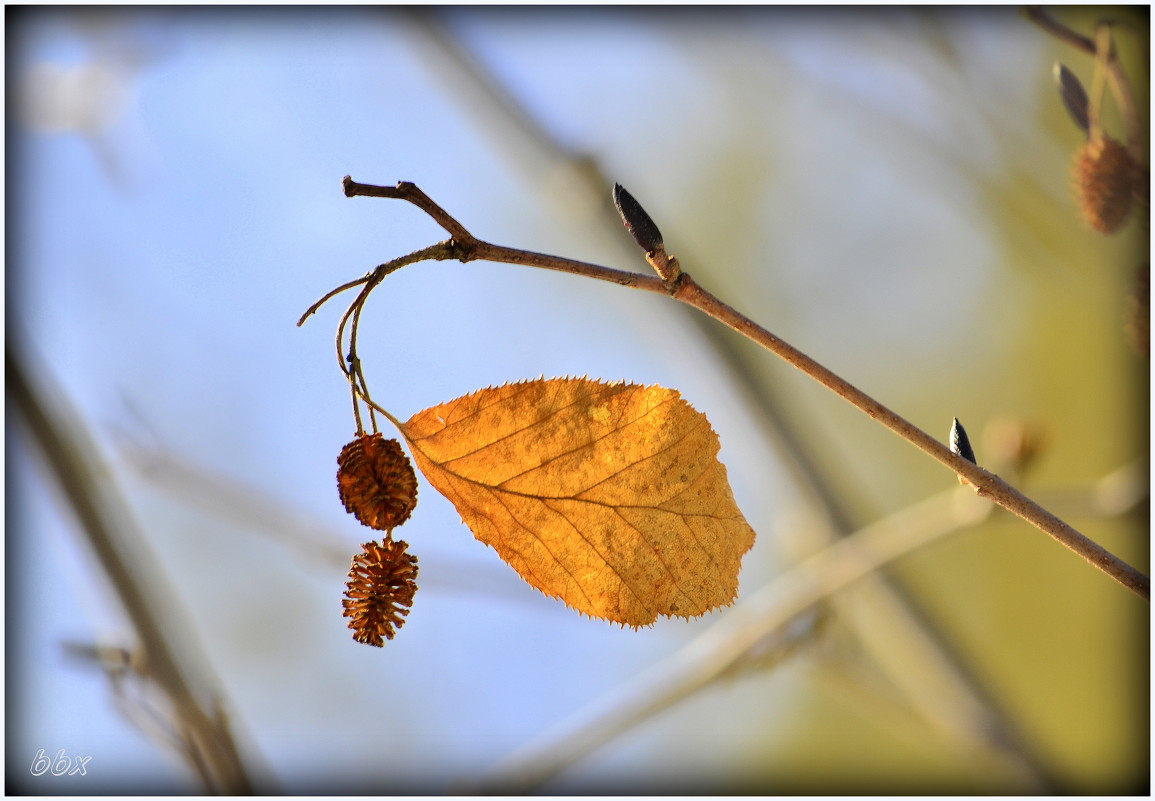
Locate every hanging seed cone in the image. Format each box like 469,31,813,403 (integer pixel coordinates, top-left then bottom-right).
343,539,419,646
1073,135,1137,234
337,434,418,531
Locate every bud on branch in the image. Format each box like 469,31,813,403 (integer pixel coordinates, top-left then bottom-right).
612,183,681,286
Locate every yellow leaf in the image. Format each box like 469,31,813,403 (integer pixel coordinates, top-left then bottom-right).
397,377,756,627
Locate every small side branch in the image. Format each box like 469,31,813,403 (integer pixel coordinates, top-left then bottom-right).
1023,6,1095,52
343,176,474,242
339,176,669,292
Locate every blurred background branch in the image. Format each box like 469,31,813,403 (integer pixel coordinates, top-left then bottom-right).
119,440,535,604
7,341,258,794
464,486,998,792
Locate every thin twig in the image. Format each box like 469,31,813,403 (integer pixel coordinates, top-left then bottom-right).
342,177,473,241
1088,24,1110,141
307,241,458,433
346,277,377,433
335,286,365,431
298,241,454,328
296,274,370,326
119,442,543,603
324,178,1150,601
1023,7,1094,52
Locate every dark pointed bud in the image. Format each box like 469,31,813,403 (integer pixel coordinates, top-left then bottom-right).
950,417,977,465
613,183,664,254
1053,62,1090,135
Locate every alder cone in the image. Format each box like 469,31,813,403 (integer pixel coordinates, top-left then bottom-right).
1073,136,1136,234
342,539,419,646
337,434,418,531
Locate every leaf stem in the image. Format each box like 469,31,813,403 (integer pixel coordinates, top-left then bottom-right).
322,178,1149,601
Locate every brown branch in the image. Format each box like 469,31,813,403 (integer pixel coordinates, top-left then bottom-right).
341,178,665,291
668,275,1147,598
1024,7,1095,53
343,176,473,241
312,178,1150,602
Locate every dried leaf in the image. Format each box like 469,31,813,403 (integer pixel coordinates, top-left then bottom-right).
397,377,756,627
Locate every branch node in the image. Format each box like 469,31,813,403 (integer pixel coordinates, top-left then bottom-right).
646,248,682,288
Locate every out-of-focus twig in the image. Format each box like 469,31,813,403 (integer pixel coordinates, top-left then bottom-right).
120,442,536,603
7,342,256,794
1024,6,1095,52
462,487,998,793
1031,460,1149,519
470,455,1148,791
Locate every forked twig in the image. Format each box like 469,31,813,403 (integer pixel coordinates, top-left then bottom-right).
300,240,451,434
300,177,1149,602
